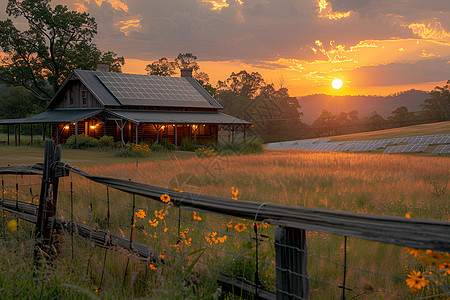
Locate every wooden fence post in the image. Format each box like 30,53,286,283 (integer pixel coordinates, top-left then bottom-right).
275,226,309,300
34,140,61,260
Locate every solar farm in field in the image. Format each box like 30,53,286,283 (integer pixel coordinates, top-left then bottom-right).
266,134,450,154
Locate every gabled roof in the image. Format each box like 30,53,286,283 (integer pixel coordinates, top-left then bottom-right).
48,70,223,109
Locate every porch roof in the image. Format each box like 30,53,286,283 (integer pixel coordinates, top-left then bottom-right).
0,109,103,125
105,109,252,126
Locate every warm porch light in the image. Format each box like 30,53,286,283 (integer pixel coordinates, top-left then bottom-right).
160,125,166,130
64,125,70,130
90,125,96,129
191,125,198,131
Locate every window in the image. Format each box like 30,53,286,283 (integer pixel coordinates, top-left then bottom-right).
82,90,88,105
69,89,74,106
198,125,211,136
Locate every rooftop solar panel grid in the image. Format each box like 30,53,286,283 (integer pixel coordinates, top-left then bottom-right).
97,73,212,108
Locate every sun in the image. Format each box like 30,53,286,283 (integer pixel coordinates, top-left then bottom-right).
332,79,343,89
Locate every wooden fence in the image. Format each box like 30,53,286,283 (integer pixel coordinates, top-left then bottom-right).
1,140,449,299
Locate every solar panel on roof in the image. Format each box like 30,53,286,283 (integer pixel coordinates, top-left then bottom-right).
96,72,212,108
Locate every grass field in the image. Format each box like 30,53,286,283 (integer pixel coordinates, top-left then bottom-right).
0,123,449,299
329,121,450,142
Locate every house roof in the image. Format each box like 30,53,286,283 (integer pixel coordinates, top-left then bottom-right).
105,110,252,125
0,109,103,124
48,70,223,109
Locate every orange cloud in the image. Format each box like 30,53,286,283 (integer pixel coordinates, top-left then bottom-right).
117,18,142,36
317,0,352,20
405,21,450,41
202,0,229,11
74,0,128,12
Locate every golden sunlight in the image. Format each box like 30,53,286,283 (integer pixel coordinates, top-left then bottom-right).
332,78,343,89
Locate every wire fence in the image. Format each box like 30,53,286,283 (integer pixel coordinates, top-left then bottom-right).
1,148,450,299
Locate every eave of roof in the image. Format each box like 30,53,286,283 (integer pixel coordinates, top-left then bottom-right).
105,109,252,126
0,109,103,124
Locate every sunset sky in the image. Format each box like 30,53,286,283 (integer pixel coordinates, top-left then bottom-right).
1,0,450,96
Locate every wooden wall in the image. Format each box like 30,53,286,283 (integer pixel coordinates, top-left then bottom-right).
53,81,102,109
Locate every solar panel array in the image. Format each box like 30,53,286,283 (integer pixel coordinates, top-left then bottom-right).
433,144,450,154
96,72,212,108
266,133,450,154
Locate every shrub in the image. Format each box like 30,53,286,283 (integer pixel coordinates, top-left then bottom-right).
65,135,100,149
114,143,152,157
195,147,217,157
180,137,196,152
98,135,115,148
160,139,175,151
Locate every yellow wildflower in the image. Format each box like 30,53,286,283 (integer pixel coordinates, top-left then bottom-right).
235,223,247,232
164,227,168,232
155,209,168,220
405,213,411,218
193,211,202,221
149,264,157,271
406,247,423,258
159,252,166,259
439,262,450,276
7,220,17,233
217,235,227,243
406,270,428,291
227,221,233,229
149,219,159,227
135,209,146,219
420,250,443,266
231,186,239,200
184,238,192,246
160,194,170,203
171,244,181,251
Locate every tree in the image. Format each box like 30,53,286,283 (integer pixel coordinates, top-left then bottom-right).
388,106,416,126
0,86,43,119
312,110,337,136
175,53,200,72
420,80,450,121
145,57,177,76
219,70,265,99
0,0,124,105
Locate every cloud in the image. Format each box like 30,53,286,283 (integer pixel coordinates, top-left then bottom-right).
341,58,450,86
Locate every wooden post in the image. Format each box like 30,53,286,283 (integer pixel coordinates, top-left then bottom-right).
18,124,21,146
30,124,33,146
14,124,17,146
174,125,178,148
34,140,62,260
135,123,139,144
56,125,59,144
75,121,78,149
7,125,9,145
42,124,46,141
275,226,309,299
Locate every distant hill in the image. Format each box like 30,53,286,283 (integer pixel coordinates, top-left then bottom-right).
298,89,429,124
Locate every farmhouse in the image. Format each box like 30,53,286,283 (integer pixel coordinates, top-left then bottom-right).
0,69,251,147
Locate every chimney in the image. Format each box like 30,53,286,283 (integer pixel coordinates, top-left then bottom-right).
180,68,193,78
97,64,110,72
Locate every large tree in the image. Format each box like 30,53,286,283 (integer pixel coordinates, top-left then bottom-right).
218,70,265,99
420,80,450,121
145,57,177,76
0,0,124,105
